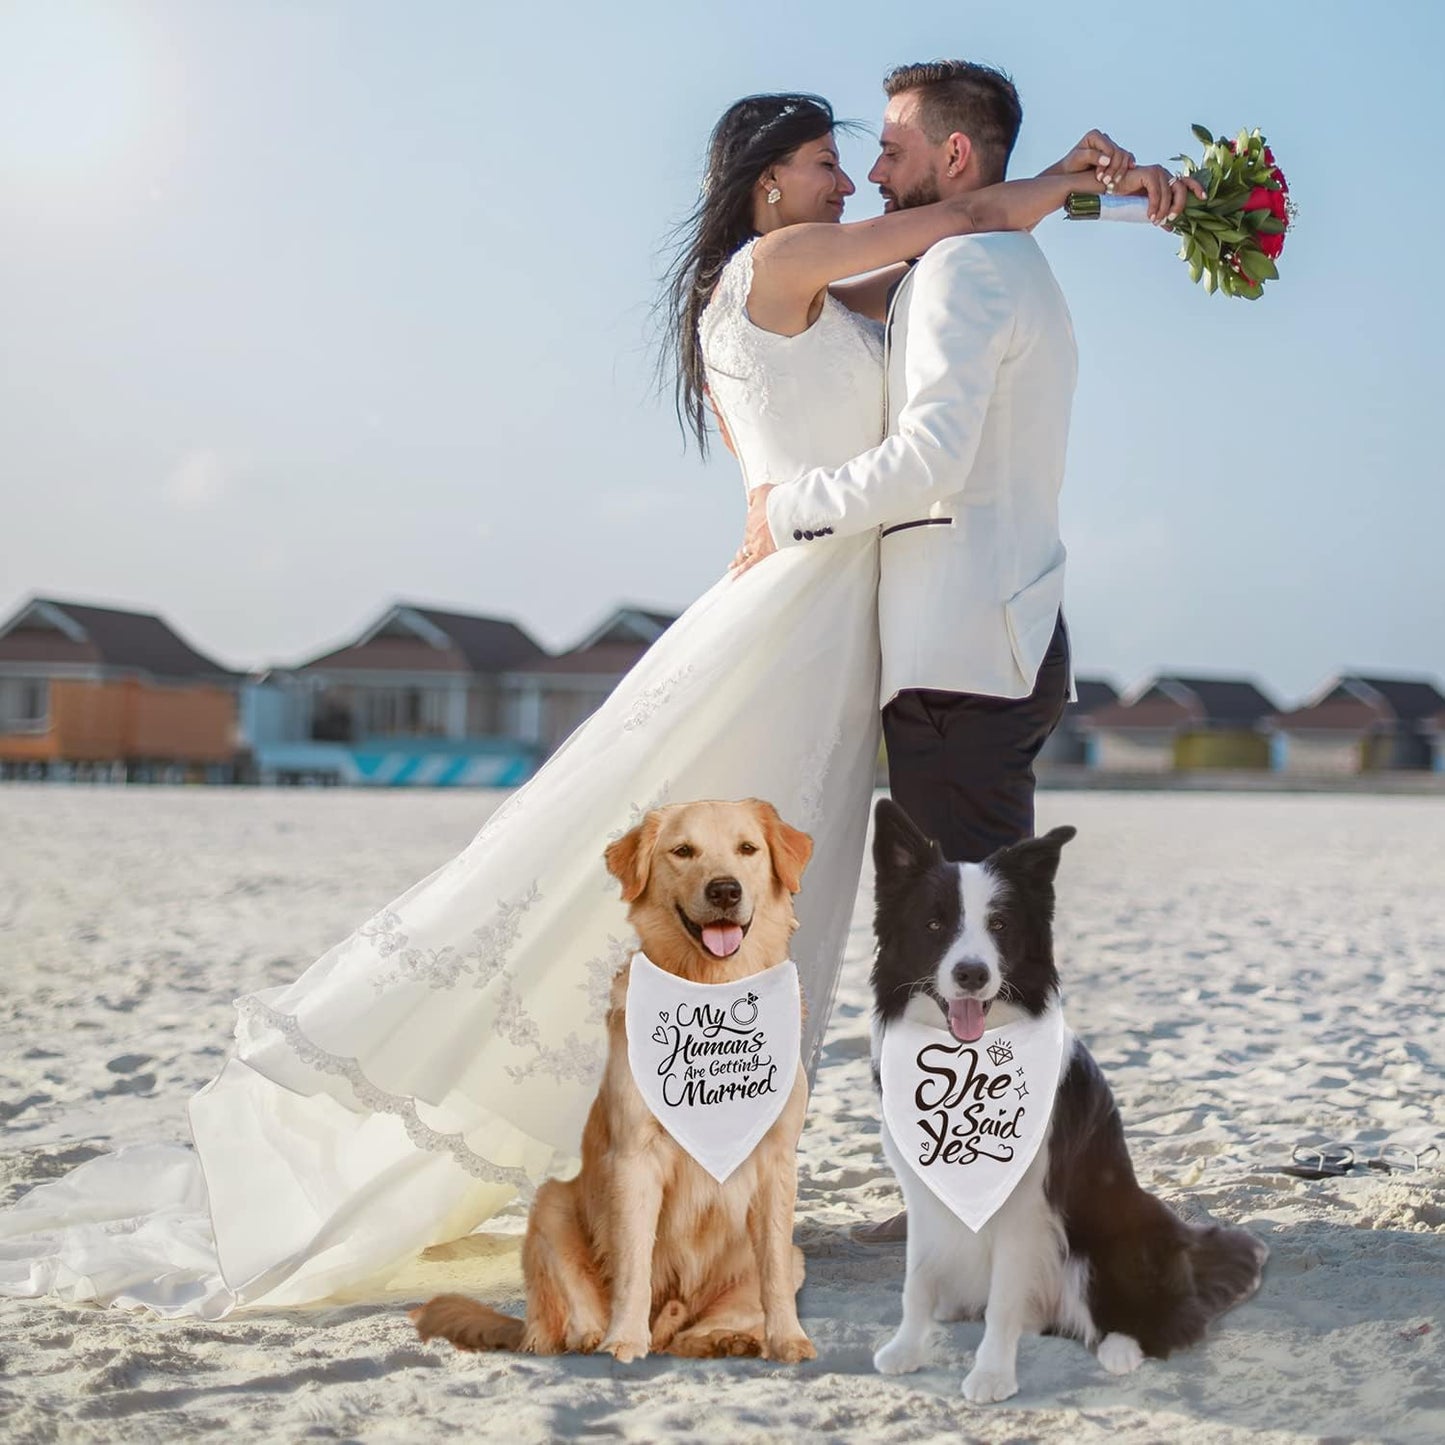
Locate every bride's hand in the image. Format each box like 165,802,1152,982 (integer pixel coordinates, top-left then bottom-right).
1049,130,1135,187
730,485,778,576
1114,164,1206,224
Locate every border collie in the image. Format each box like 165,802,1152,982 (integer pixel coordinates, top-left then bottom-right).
868,798,1266,1403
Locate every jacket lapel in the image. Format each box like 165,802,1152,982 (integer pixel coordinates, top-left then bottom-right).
882,263,917,431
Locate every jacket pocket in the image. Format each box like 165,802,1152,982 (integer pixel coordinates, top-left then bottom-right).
1004,552,1066,683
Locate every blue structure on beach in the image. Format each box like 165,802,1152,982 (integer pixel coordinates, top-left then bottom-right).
239,603,542,786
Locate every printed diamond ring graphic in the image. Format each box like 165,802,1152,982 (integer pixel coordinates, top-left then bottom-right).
730,991,760,1027
986,1039,1014,1067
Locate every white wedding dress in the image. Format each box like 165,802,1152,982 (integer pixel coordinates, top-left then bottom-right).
0,239,886,1318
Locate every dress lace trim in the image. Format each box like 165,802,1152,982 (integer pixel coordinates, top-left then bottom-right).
233,996,542,1199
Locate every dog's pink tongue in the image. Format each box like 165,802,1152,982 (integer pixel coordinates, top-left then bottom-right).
702,923,744,958
948,998,987,1044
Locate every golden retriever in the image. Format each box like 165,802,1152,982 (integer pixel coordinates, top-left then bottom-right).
410,797,816,1363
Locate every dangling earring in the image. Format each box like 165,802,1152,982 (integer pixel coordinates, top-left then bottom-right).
766,186,782,205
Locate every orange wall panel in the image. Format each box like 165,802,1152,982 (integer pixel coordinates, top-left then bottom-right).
1,679,236,763
130,684,235,762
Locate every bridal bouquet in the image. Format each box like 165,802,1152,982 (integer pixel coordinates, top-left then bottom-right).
1066,125,1293,300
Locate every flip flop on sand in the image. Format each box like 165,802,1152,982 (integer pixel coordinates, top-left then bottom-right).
1277,1143,1357,1179
1365,1143,1440,1175
1276,1141,1440,1180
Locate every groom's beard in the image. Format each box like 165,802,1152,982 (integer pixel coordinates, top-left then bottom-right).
883,175,944,213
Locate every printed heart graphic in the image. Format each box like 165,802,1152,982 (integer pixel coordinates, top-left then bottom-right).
652,1025,669,1045
659,1011,670,1023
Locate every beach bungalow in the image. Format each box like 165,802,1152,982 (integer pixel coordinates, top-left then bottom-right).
1078,674,1278,773
1037,677,1121,769
500,605,677,758
0,596,237,781
1266,674,1445,774
241,602,546,786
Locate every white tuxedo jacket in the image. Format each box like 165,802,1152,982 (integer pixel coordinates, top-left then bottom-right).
766,230,1078,705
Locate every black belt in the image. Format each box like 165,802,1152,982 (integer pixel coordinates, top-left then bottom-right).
880,517,953,538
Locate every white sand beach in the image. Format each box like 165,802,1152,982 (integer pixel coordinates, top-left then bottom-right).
1,785,1442,1444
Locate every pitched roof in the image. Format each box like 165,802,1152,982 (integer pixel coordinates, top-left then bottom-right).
1159,676,1278,724
297,603,546,675
408,607,546,673
0,597,234,680
1084,675,1277,732
1268,696,1389,734
1270,674,1445,732
1064,677,1120,715
505,642,651,678
573,605,679,651
1352,676,1445,722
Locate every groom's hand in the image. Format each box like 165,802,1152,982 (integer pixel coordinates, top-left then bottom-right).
1114,164,1206,223
730,484,778,575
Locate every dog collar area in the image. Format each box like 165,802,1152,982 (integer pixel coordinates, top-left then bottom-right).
630,951,797,991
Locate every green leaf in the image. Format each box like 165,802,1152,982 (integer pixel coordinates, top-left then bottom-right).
1187,252,1204,284
1196,229,1222,261
1238,248,1279,282
1191,123,1216,147
1253,216,1288,235
1203,265,1218,296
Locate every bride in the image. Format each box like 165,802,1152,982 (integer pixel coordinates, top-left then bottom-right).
0,92,1136,1319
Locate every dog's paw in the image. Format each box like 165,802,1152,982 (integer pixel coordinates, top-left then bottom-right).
962,1362,1018,1404
873,1335,928,1375
567,1328,604,1354
765,1331,816,1364
1096,1332,1144,1376
600,1334,650,1363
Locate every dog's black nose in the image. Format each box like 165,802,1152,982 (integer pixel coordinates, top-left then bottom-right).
705,876,743,909
951,961,990,993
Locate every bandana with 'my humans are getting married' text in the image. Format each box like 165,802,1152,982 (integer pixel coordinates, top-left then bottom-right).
625,952,801,1184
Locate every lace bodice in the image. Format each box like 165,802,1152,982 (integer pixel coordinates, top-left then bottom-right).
699,237,884,492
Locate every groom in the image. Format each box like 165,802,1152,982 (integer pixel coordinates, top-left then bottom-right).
741,60,1100,870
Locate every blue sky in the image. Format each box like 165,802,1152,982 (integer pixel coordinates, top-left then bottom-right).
1,0,1439,702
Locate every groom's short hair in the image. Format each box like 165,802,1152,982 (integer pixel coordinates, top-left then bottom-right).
883,61,1022,184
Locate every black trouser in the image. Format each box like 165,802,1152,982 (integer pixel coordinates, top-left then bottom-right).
882,615,1070,864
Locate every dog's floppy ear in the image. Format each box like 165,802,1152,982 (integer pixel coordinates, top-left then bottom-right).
994,825,1077,888
872,798,940,878
749,799,813,894
605,813,661,903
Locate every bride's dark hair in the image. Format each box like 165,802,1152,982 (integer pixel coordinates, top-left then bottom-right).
659,93,838,454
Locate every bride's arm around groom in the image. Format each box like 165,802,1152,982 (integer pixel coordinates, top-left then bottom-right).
762,229,1056,549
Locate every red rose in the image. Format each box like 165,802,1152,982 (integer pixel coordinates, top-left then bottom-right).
1259,231,1285,260
1270,165,1289,194
1245,185,1288,222
1263,146,1275,165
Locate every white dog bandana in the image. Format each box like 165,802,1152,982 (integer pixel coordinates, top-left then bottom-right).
879,1007,1066,1231
625,952,802,1184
